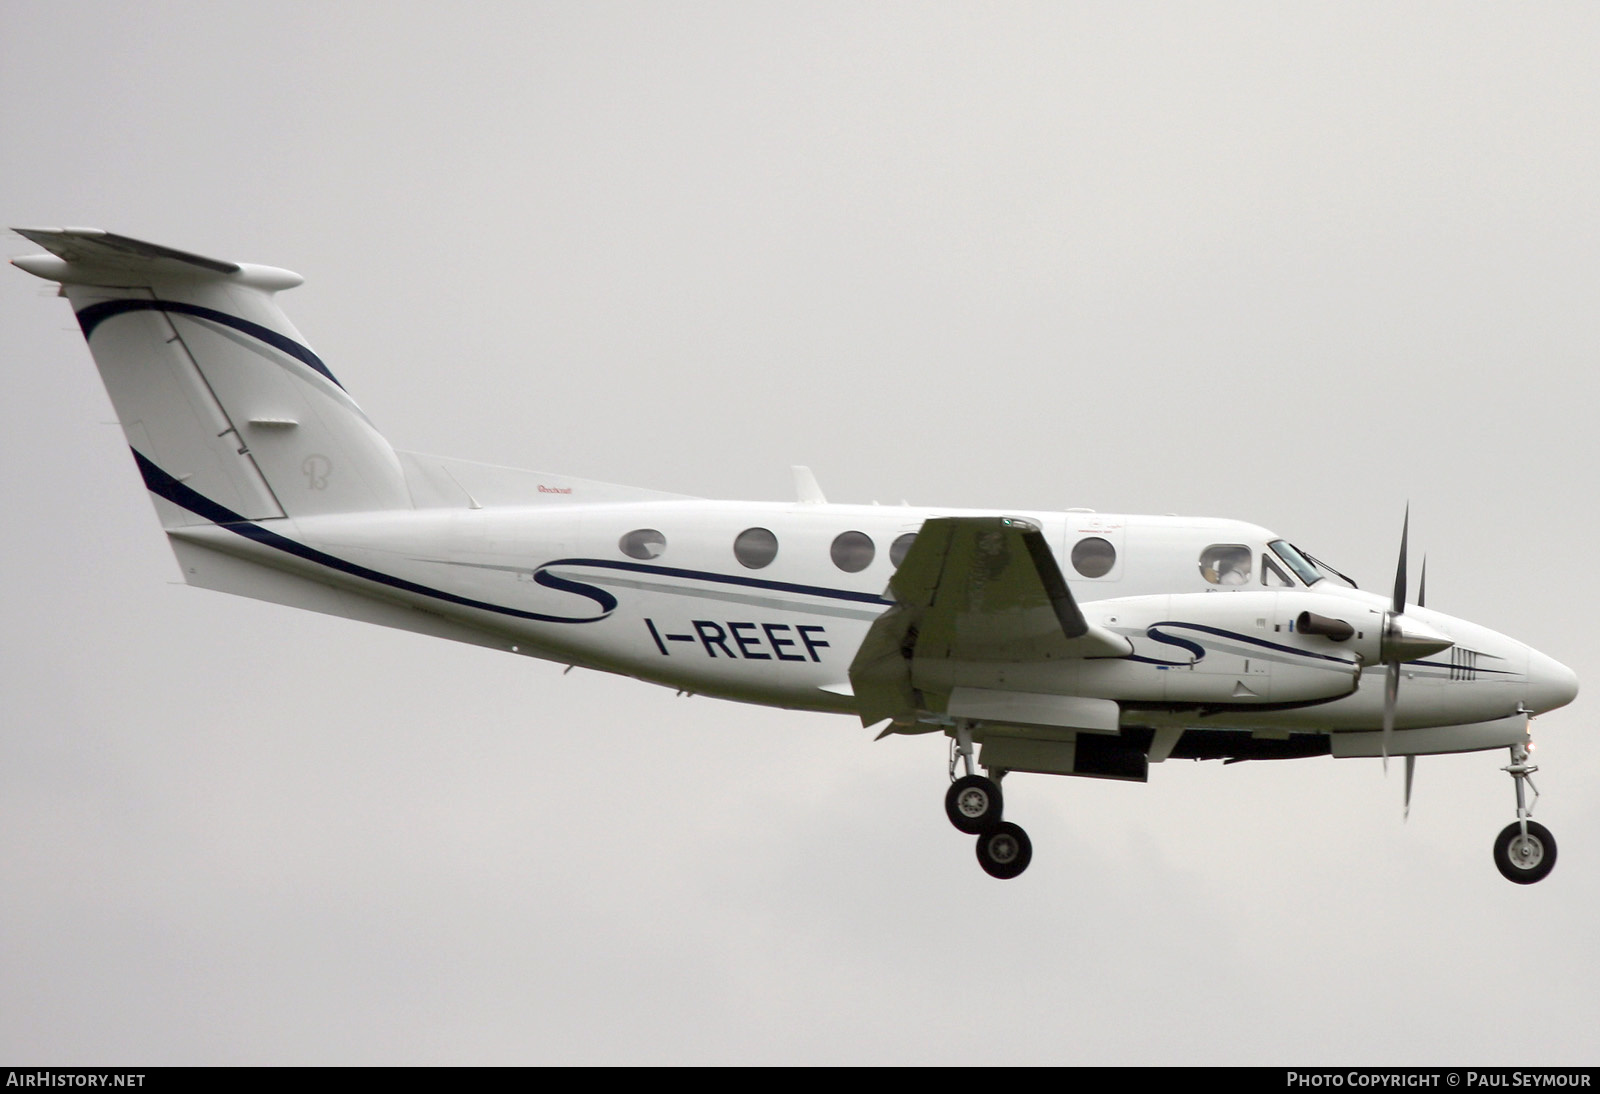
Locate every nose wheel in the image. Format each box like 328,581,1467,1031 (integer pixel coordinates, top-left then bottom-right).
1494,742,1557,884
1494,820,1556,884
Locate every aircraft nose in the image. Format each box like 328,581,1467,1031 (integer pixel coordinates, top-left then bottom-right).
1526,648,1579,714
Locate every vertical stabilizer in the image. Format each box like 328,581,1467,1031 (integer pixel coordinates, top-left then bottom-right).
13,228,410,524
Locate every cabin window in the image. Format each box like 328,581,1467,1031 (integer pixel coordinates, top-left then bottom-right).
1199,543,1252,585
889,532,918,567
733,527,779,569
1070,536,1116,578
618,529,666,560
830,530,875,573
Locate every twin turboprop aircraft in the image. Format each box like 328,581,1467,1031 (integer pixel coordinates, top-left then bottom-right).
14,228,1580,882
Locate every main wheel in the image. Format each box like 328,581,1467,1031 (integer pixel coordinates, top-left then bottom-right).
1493,821,1557,884
975,822,1032,880
945,774,1003,834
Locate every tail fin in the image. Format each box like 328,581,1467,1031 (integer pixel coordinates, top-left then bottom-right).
13,228,410,524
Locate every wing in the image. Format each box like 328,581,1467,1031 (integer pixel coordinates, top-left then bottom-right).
848,515,1130,727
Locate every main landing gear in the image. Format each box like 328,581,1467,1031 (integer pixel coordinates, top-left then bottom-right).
1493,742,1557,885
946,723,1032,879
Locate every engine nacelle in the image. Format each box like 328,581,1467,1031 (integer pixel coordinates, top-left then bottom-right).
1079,590,1378,705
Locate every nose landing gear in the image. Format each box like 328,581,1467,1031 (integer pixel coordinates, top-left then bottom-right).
1493,742,1557,884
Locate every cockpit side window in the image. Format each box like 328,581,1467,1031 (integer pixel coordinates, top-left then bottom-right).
1262,553,1295,587
1199,544,1252,585
1269,540,1323,586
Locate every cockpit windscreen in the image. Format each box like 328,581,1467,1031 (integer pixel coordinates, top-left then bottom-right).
1268,540,1324,586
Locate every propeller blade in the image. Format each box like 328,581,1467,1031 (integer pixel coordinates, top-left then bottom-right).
1382,661,1399,773
1404,754,1416,820
1392,504,1410,612
1378,507,1449,779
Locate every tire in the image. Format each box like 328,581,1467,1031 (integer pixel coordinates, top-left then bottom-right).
976,822,1032,880
945,775,1003,834
1493,821,1557,884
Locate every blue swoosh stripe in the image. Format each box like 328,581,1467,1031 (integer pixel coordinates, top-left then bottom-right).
135,449,615,624
1130,622,1364,668
1144,626,1206,664
538,557,893,606
77,299,344,390
134,450,890,624
1409,659,1516,677
1150,621,1358,665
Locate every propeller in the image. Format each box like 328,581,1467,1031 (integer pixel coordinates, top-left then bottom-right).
1404,554,1425,818
1378,508,1453,778
1380,508,1408,772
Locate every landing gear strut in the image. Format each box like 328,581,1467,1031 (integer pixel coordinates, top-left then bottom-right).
1493,742,1557,885
946,721,1031,879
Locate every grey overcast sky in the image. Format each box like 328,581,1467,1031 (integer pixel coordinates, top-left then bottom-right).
3,2,1598,1065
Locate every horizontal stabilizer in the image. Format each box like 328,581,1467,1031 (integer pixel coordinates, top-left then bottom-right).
13,227,243,281
169,537,515,649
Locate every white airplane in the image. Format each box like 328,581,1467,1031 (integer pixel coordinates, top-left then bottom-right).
13,228,1580,883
